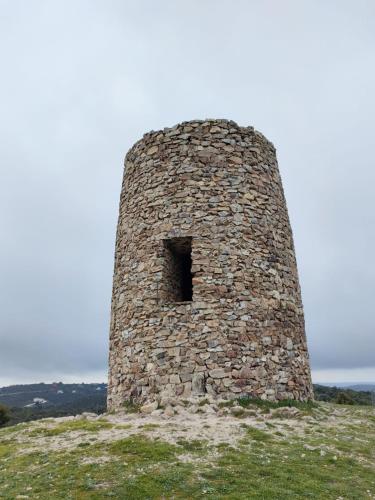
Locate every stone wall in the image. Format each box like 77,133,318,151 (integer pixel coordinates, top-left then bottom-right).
107,119,313,409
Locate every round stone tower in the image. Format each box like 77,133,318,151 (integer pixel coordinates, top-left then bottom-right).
107,119,313,409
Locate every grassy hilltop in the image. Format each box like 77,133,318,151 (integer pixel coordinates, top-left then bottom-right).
0,398,374,499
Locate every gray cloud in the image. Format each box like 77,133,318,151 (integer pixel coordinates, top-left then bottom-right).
1,0,374,384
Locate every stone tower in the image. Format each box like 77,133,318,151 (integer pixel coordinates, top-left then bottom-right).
107,119,313,409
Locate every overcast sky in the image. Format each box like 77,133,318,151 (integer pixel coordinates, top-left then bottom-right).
1,0,374,387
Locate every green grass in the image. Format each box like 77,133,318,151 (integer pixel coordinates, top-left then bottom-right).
109,436,177,463
236,396,318,414
198,398,210,407
231,407,246,418
122,400,141,413
114,423,132,430
218,397,317,415
241,425,273,442
0,404,374,499
176,439,208,453
139,423,160,431
0,442,18,459
203,438,374,499
27,419,113,437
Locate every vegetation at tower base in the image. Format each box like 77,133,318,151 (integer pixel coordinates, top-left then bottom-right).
108,119,313,408
0,383,373,427
0,399,374,499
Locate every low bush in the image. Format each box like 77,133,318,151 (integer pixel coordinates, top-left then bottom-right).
0,404,10,427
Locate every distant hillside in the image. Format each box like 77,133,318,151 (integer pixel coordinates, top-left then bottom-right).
0,382,107,425
347,384,375,392
0,382,107,407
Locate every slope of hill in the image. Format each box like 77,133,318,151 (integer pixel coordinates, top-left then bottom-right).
347,384,375,392
0,383,107,425
0,397,374,499
0,382,107,407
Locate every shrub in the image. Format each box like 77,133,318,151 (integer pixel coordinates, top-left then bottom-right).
334,391,354,405
0,404,10,427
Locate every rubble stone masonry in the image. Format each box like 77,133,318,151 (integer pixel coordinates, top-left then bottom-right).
107,119,313,409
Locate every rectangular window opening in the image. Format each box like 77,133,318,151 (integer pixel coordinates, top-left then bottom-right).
162,237,193,303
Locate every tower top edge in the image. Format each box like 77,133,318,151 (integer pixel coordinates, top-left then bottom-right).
125,119,275,162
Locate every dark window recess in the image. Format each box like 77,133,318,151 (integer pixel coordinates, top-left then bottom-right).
162,237,193,303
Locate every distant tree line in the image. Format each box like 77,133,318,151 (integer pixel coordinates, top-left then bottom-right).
313,384,374,405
